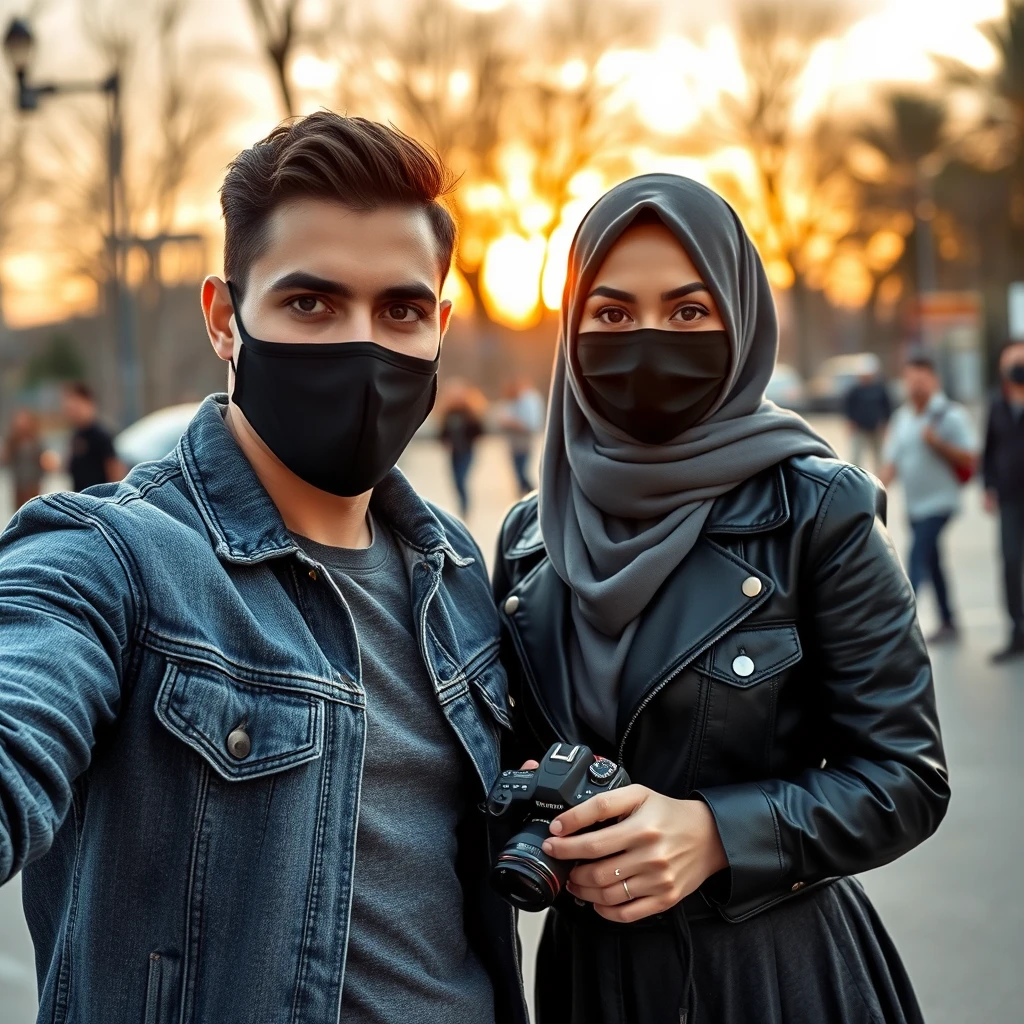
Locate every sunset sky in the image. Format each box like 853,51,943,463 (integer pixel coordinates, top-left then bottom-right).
0,0,1010,329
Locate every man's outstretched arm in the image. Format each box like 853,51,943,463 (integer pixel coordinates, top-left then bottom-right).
0,495,134,883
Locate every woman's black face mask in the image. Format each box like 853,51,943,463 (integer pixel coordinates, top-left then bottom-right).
576,329,729,444
227,282,439,497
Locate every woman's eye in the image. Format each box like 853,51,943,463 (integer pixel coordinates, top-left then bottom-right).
289,295,328,315
672,304,708,323
597,307,631,325
384,304,423,323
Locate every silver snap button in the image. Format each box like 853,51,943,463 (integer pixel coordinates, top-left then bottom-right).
741,576,763,598
732,655,755,678
504,595,520,615
226,727,251,759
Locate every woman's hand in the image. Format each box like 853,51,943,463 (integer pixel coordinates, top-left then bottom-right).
541,785,728,923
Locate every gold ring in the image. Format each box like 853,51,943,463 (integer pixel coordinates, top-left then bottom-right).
622,879,632,901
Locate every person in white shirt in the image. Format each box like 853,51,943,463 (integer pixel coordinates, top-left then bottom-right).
881,351,979,643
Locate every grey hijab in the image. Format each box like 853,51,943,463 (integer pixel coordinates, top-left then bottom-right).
539,174,834,742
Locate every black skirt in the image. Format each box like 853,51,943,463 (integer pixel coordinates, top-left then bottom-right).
536,877,924,1024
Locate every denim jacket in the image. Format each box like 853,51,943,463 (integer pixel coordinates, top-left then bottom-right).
0,396,528,1024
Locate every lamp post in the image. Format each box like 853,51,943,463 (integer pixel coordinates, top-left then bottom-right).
3,17,138,425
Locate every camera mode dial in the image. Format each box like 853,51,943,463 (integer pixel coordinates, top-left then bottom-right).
588,758,618,785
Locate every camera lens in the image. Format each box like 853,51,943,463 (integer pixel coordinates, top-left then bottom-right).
490,817,570,912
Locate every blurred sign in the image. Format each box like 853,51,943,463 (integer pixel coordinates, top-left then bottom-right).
913,291,984,403
1009,282,1024,340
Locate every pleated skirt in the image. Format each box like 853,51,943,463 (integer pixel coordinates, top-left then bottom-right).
536,877,925,1024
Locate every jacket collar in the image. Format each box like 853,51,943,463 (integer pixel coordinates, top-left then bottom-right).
704,462,790,535
178,395,467,565
506,462,790,560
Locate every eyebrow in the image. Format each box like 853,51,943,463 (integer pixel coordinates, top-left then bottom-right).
268,272,437,309
587,282,711,303
269,271,353,297
661,282,711,301
588,285,637,302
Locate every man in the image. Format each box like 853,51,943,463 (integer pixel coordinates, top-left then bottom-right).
500,377,546,496
982,341,1024,662
0,113,526,1024
63,381,125,490
843,357,891,472
881,352,978,643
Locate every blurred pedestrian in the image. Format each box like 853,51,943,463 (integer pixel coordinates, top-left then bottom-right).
437,378,486,518
499,377,545,496
982,341,1024,663
881,352,978,643
3,408,45,508
62,382,126,492
844,356,892,472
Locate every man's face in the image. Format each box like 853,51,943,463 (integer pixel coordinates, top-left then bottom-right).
63,392,95,427
203,199,452,369
902,364,939,407
1000,343,1024,389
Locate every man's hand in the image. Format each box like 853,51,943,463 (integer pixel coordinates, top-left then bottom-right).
984,490,999,515
541,785,727,924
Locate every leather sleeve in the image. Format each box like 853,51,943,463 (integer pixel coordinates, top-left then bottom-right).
696,466,950,911
492,504,533,771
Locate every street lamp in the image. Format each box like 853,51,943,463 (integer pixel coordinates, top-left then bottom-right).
3,17,138,426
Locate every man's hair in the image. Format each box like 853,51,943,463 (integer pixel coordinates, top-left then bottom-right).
905,348,938,373
221,112,457,295
65,381,94,402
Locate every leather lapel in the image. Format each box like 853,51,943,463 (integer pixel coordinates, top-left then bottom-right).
501,559,586,745
615,537,774,743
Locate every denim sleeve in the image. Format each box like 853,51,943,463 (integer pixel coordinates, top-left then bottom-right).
0,494,136,883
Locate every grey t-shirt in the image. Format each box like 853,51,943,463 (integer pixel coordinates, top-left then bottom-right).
293,519,494,1024
883,393,978,520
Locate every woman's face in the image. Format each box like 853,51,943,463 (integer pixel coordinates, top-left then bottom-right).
580,221,725,335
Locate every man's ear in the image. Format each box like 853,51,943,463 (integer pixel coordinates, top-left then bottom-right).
439,297,454,340
201,276,237,364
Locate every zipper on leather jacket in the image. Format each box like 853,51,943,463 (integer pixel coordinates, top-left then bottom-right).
617,619,739,764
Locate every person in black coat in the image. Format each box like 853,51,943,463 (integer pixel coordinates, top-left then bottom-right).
493,176,948,1024
983,341,1024,662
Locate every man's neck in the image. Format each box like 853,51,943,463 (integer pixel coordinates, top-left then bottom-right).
911,393,937,415
225,403,372,549
1006,385,1024,406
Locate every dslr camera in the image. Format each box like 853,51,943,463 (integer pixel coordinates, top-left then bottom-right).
485,742,630,912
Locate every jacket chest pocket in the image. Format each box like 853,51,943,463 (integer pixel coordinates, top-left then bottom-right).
693,625,802,787
155,660,326,781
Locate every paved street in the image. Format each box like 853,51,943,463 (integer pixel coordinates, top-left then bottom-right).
1,416,1022,1022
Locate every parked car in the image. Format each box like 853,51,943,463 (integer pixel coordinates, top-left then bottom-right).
114,402,201,468
765,362,809,411
807,353,883,413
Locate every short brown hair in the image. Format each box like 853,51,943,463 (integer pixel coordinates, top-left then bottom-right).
220,112,457,295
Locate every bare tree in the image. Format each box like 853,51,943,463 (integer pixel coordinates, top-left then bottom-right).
357,0,517,317
246,0,303,117
695,0,855,374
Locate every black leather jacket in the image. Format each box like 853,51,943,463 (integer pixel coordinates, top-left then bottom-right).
494,456,949,924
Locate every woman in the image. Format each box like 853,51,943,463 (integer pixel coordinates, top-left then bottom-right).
438,377,487,518
493,175,949,1023
4,408,45,509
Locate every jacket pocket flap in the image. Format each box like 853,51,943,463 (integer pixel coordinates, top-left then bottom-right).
707,625,802,688
156,661,324,781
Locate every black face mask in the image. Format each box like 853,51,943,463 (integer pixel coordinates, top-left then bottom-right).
1006,363,1024,386
227,283,439,497
576,328,730,444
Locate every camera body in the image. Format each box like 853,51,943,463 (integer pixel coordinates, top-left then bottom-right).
485,742,630,911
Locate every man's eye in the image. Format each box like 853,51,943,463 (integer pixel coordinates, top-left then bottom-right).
385,304,423,322
598,307,630,325
290,296,327,315
672,304,708,323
